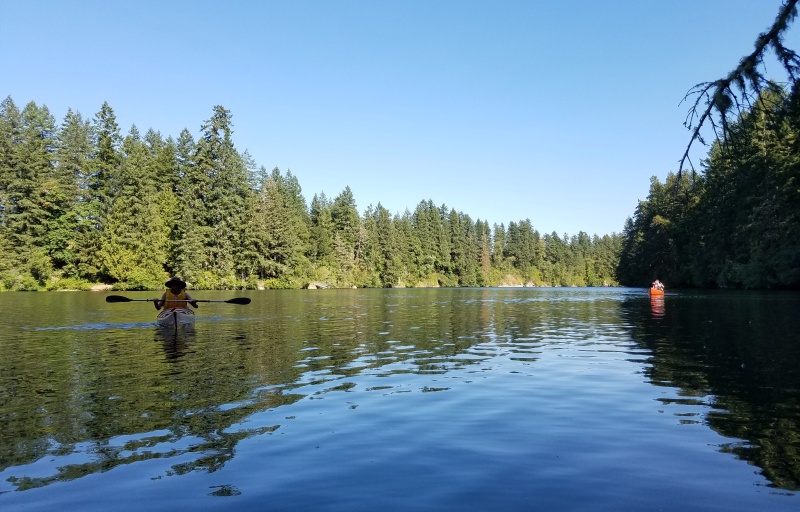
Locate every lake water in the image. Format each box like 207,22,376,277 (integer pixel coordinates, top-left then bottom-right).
1,287,799,511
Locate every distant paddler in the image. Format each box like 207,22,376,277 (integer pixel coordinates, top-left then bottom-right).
649,279,665,296
154,277,198,311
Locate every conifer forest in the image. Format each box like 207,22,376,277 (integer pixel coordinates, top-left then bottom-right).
0,99,621,291
2,86,799,291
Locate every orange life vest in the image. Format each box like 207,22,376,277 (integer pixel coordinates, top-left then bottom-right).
163,290,187,310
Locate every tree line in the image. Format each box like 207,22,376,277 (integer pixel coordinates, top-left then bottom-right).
0,97,622,291
618,82,800,289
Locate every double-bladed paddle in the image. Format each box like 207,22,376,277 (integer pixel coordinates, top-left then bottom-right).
106,295,251,305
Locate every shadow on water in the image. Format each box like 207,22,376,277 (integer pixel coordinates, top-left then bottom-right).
621,290,800,490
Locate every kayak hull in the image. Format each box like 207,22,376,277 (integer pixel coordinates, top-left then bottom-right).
157,307,195,327
649,288,664,296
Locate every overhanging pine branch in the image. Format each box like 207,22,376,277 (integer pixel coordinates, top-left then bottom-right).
679,0,800,179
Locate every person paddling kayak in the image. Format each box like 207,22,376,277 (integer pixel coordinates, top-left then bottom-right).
154,277,198,310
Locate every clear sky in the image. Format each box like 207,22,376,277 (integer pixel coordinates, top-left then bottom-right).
3,1,798,237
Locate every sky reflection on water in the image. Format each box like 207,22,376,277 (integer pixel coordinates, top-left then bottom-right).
1,288,799,511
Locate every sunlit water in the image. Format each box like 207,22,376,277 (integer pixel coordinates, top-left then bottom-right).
1,288,799,511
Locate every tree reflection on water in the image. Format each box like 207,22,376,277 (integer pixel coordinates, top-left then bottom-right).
622,291,800,490
2,289,799,494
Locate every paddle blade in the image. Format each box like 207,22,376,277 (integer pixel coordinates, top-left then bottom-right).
226,297,251,305
105,295,133,303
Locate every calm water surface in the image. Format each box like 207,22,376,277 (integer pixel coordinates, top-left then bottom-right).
1,288,799,511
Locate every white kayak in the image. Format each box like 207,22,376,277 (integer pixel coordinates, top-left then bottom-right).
156,307,195,327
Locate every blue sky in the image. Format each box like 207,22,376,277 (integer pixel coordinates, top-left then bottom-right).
3,1,798,237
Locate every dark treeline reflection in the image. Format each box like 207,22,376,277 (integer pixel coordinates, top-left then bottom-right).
621,291,800,490
1,288,627,490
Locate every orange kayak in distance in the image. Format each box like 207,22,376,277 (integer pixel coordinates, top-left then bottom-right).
649,287,664,296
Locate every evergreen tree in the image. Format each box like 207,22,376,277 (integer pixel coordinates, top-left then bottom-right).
98,126,168,289
680,0,800,178
544,232,568,286
145,130,181,278
239,168,270,284
245,168,310,286
436,204,452,279
476,220,492,286
411,200,440,281
3,102,60,288
374,203,400,287
171,128,200,279
50,108,91,278
0,97,23,287
331,186,360,284
447,208,467,284
309,192,335,267
491,223,507,271
356,204,380,287
75,101,122,282
177,105,251,287
199,106,249,284
395,208,420,285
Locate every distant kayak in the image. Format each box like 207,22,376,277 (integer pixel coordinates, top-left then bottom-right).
649,287,664,296
157,307,195,327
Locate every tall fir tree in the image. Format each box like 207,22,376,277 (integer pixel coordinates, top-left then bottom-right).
250,168,310,286
76,101,122,282
309,192,335,268
50,108,91,277
330,186,360,284
374,203,400,287
0,97,22,286
4,102,61,288
98,126,169,289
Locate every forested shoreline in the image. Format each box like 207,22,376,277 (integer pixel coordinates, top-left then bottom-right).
618,82,800,289
0,97,622,291
5,78,797,293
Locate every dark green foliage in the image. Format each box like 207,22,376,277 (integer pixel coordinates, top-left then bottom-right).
620,84,800,289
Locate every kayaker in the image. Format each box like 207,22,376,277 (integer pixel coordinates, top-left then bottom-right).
652,279,664,291
154,277,198,310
